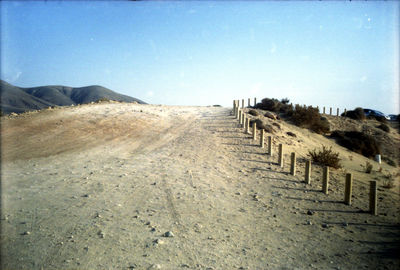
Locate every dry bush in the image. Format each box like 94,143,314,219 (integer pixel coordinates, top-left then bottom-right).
382,156,397,167
377,123,390,132
290,105,330,134
95,97,111,103
248,109,260,116
330,131,381,158
364,161,373,173
255,98,293,114
342,107,366,120
250,119,275,133
382,173,396,189
308,146,342,169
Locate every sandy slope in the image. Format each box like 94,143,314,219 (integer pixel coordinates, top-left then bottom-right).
1,103,399,270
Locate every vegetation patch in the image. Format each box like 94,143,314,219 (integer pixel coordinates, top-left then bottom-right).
330,131,381,158
377,123,390,133
290,105,330,134
342,107,366,120
308,146,341,169
248,109,260,116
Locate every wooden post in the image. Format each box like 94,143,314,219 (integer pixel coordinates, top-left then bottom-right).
323,107,326,114
238,109,242,123
252,122,257,140
337,108,339,117
344,108,347,114
254,97,257,107
260,129,265,148
267,136,272,156
278,144,283,168
290,152,296,176
329,107,332,115
233,101,237,118
236,107,240,120
241,99,244,109
322,166,329,194
242,114,246,128
369,181,377,215
344,173,353,205
248,98,250,107
305,160,311,184
316,106,319,112
245,117,249,134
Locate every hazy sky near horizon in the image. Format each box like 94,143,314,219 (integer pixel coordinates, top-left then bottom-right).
1,1,399,114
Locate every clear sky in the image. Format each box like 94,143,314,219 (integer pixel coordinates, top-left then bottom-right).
1,1,399,114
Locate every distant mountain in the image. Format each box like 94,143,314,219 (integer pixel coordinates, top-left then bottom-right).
0,80,146,114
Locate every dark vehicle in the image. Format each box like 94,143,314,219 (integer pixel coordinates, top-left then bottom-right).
363,109,390,120
388,114,399,121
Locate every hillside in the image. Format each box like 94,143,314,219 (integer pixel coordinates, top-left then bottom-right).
0,80,145,114
1,103,399,269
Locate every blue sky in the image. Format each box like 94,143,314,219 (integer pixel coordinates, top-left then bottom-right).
1,1,399,114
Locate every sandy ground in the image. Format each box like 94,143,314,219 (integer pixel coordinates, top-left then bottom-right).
1,103,399,270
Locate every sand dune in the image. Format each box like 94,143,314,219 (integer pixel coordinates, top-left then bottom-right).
1,103,399,269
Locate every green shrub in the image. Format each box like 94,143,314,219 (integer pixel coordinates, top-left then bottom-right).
377,123,390,133
291,105,330,134
308,146,341,169
248,109,260,116
342,107,366,120
330,131,381,158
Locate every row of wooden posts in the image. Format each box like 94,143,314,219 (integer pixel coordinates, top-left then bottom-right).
232,99,378,215
233,98,347,117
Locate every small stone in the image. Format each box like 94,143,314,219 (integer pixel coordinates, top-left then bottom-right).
148,264,161,269
163,231,174,237
307,221,313,225
98,231,105,238
307,210,315,215
153,239,164,245
322,223,329,228
83,194,90,198
22,231,30,235
150,227,156,232
342,222,348,227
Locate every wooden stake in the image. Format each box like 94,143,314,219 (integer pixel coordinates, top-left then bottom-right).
305,160,311,184
242,99,244,109
248,98,250,107
278,144,283,168
322,166,329,194
238,109,242,123
323,107,326,114
329,107,332,115
369,181,377,215
344,173,353,205
260,129,265,148
245,117,249,133
337,108,339,117
242,114,246,128
290,152,296,176
267,136,272,156
252,122,257,140
254,97,257,107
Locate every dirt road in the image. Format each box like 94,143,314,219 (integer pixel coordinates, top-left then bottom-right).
1,103,399,269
